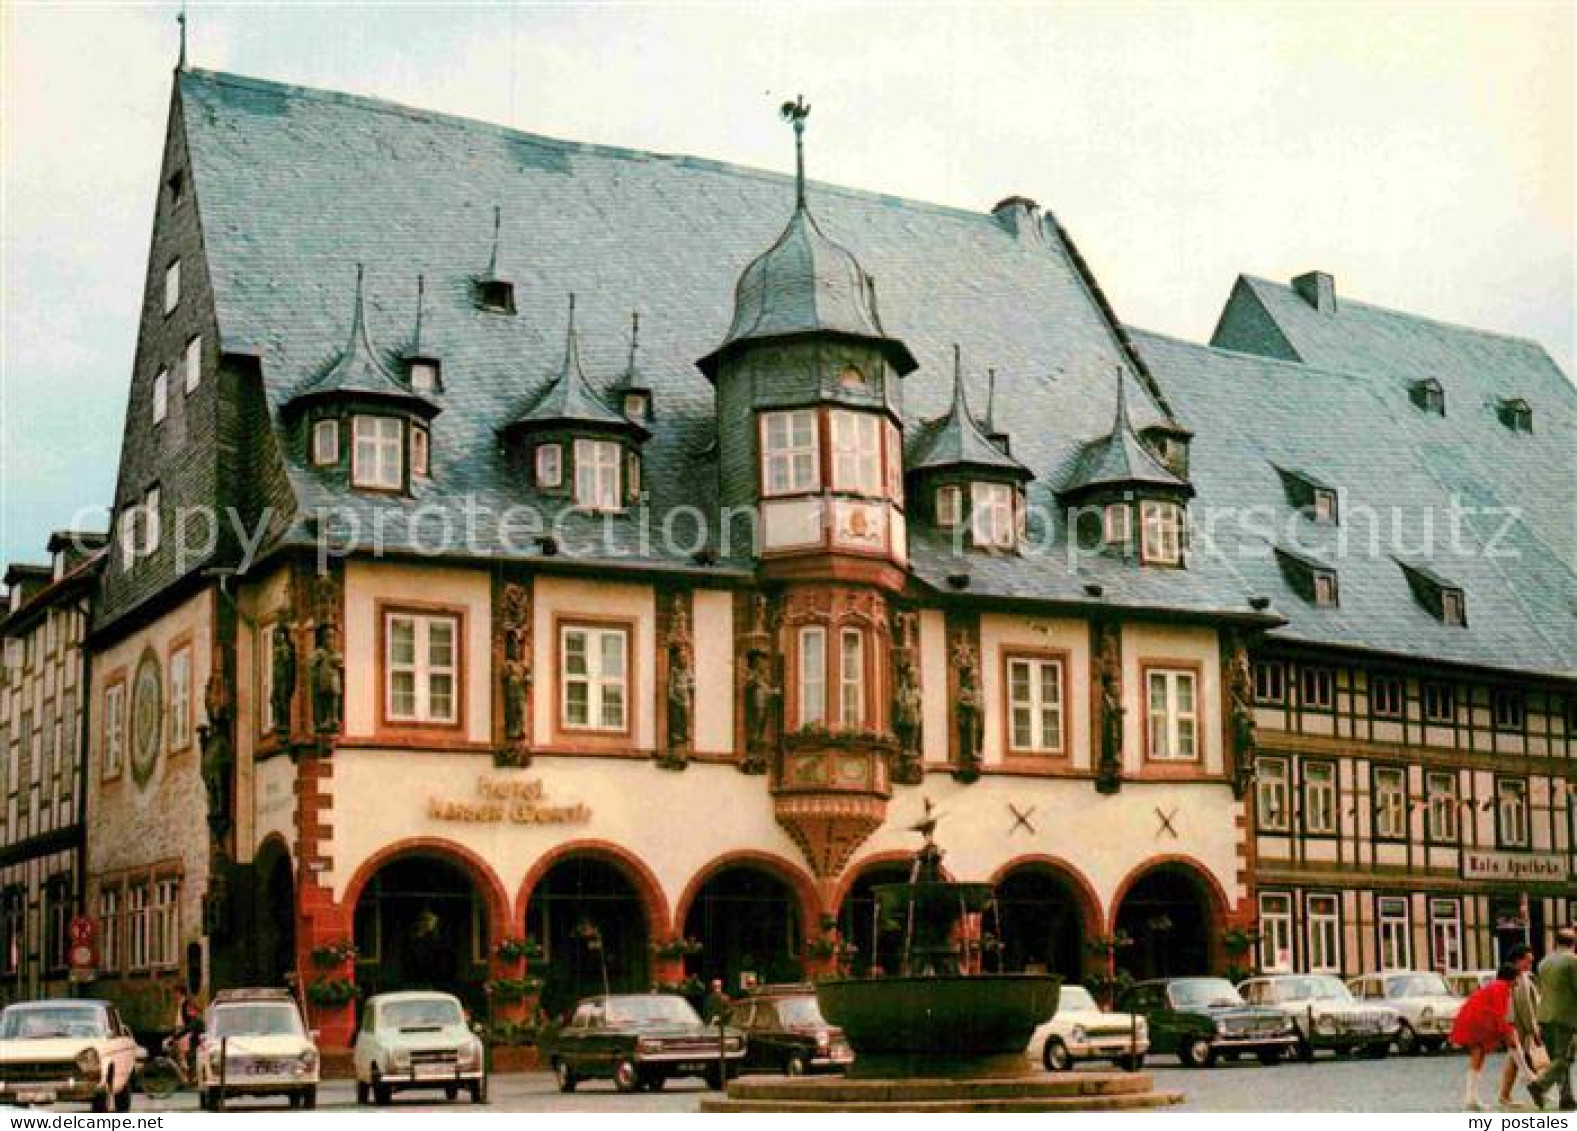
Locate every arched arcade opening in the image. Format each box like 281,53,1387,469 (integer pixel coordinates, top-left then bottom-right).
1112,862,1222,980
524,855,652,1019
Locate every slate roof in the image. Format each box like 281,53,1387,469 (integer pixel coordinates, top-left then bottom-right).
1140,329,1577,679
1060,370,1189,498
179,68,1263,621
506,298,646,438
906,345,1032,480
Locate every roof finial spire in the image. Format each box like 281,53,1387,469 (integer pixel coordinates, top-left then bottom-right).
412,274,426,353
177,2,188,70
951,343,972,417
349,263,366,341
779,95,810,209
1113,364,1130,432
486,205,503,276
627,311,641,373
985,367,998,432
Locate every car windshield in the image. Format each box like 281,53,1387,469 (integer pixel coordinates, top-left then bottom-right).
209,1004,305,1039
774,997,828,1028
1170,979,1244,1009
604,997,702,1027
380,998,463,1030
0,1005,109,1040
1060,986,1098,1012
1386,974,1450,999
1276,976,1351,1002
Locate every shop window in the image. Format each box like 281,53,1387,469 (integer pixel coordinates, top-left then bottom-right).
1256,757,1290,831
798,626,826,728
1423,681,1455,723
560,624,628,733
352,414,404,490
573,438,622,512
385,612,459,725
1258,892,1294,973
838,629,866,728
1426,772,1459,843
1145,668,1197,760
1373,766,1406,840
1306,894,1341,974
1253,661,1285,705
1302,761,1337,834
1139,500,1183,565
1496,779,1528,848
830,410,882,496
1006,655,1065,754
168,645,192,752
535,443,563,489
1300,666,1334,711
1377,897,1411,971
762,410,819,496
971,482,1016,550
1371,674,1404,719
1429,899,1463,972
311,419,340,466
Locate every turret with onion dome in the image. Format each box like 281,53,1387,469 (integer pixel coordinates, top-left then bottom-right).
1060,368,1194,566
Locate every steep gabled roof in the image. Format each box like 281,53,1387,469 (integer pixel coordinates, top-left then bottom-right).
906,346,1031,480
506,297,646,438
1060,370,1189,497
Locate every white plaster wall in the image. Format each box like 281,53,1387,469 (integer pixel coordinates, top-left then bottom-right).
691,589,734,755
918,610,948,764
252,753,297,860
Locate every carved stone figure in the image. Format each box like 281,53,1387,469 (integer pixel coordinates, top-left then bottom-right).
667,617,694,750
1095,623,1124,795
892,656,924,785
743,652,779,773
270,617,296,734
498,582,532,766
309,625,344,734
952,640,983,782
1224,629,1258,799
199,721,234,835
503,660,531,741
204,665,233,729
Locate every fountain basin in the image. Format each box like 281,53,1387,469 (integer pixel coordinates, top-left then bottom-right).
817,974,1060,1078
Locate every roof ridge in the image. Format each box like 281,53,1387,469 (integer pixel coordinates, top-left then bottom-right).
180,67,1003,228
1131,327,1385,390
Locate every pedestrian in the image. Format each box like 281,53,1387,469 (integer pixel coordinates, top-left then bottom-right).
702,979,731,1026
1498,943,1543,1110
1450,964,1524,1111
1529,927,1577,1111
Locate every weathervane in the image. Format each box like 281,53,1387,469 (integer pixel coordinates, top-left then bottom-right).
779,94,810,207
177,2,188,70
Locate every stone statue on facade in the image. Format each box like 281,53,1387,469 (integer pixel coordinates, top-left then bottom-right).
199,666,235,836
498,582,532,767
270,616,296,735
742,651,778,775
892,655,924,785
1224,629,1258,799
660,601,694,770
1095,622,1124,795
952,640,984,783
309,623,344,735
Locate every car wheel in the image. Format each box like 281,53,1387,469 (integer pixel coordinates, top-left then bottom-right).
114,1074,134,1113
613,1058,641,1094
301,1086,317,1111
1180,1036,1215,1068
553,1059,577,1094
1043,1038,1073,1073
91,1088,110,1113
212,1089,227,1113
356,1080,370,1105
644,1075,666,1092
1295,1036,1314,1063
1257,1048,1282,1066
704,1065,725,1091
469,1078,486,1104
444,1085,459,1101
1115,1054,1146,1072
372,1067,392,1107
198,1089,213,1112
786,1053,807,1076
1394,1022,1417,1056
1364,1042,1390,1060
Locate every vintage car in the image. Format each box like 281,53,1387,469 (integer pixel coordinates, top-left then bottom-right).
1445,970,1497,999
352,991,485,1105
729,984,852,1076
539,993,745,1092
197,989,320,1110
1028,984,1149,1072
1116,977,1298,1068
0,1000,141,1111
1238,974,1399,1060
1346,971,1461,1055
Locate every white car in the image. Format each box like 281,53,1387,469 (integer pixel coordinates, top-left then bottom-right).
0,999,141,1111
1445,970,1496,999
1346,971,1461,1055
197,989,319,1110
1239,974,1399,1060
352,991,486,1105
1027,984,1149,1072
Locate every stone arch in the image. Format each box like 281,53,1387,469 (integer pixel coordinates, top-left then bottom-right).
515,839,671,939
988,854,1103,979
1109,855,1229,979
676,851,821,991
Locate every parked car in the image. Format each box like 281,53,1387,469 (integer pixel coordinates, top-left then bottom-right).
1346,971,1461,1055
729,984,852,1076
0,1000,141,1111
1116,977,1298,1068
1238,974,1399,1060
1028,984,1149,1072
197,989,319,1110
352,991,485,1105
539,993,745,1092
1445,970,1497,999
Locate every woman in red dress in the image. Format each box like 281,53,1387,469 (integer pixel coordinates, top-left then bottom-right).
1452,965,1524,1111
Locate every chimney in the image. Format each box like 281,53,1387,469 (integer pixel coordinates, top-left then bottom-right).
1292,271,1336,313
991,196,1044,242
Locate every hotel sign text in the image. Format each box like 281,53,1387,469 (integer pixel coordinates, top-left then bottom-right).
428,777,591,826
1460,851,1568,883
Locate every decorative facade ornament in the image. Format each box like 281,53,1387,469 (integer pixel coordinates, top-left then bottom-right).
742,651,779,775
1223,627,1258,799
952,638,983,783
199,660,235,837
309,623,344,736
1094,621,1124,794
659,596,694,770
270,613,297,737
891,608,923,785
498,581,532,768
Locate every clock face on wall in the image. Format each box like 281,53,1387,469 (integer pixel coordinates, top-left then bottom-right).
131,648,163,788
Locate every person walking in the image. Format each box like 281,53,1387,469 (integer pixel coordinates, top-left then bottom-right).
1498,944,1543,1110
1529,927,1577,1111
1451,965,1525,1111
702,979,732,1026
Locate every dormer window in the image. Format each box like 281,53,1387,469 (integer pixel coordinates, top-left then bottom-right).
1313,571,1339,607
1277,546,1337,605
1312,488,1338,525
1498,398,1533,433
1276,466,1338,524
1103,502,1132,547
626,450,642,501
762,409,820,496
536,443,563,489
830,409,882,496
971,482,1017,550
573,438,622,511
1397,558,1467,626
1441,588,1466,626
622,390,651,421
352,414,404,491
1143,427,1192,478
311,419,340,466
408,359,441,394
936,485,961,527
411,425,431,479
1410,379,1445,415
477,278,515,314
1139,500,1183,565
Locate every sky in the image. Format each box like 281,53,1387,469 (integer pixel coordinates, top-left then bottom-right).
2,1,1572,572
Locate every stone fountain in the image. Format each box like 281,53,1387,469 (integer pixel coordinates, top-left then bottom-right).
702,801,1182,1112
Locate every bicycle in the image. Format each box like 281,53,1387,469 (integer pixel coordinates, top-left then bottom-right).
139,1033,195,1101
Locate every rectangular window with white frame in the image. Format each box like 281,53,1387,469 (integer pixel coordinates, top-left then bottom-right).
1429,898,1462,972
839,629,866,728
142,487,161,556
1377,896,1411,971
798,626,826,729
1253,661,1285,704
560,624,628,733
152,368,169,424
163,260,180,314
884,420,904,504
1145,668,1197,760
127,883,150,970
384,611,459,726
1103,503,1131,546
168,645,192,752
1373,766,1407,840
1423,681,1455,723
353,414,405,490
1496,779,1528,848
935,485,961,527
761,410,819,496
1301,666,1334,711
536,443,563,489
1370,674,1404,719
830,410,882,496
971,482,1016,549
1256,756,1290,831
411,426,430,479
98,887,121,975
150,878,179,968
103,680,126,779
573,438,622,511
183,335,202,392
1006,655,1064,755
1258,892,1294,972
1302,761,1337,834
312,419,340,466
1306,893,1342,974
1426,771,1459,843
1139,500,1182,564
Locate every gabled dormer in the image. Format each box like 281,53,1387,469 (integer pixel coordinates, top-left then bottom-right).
400,275,443,395
1275,545,1340,607
283,266,441,494
1141,421,1193,479
503,296,649,512
1060,370,1194,566
1397,558,1467,626
474,206,516,314
906,346,1032,552
1497,397,1533,434
1409,377,1445,415
1274,465,1339,525
612,312,653,424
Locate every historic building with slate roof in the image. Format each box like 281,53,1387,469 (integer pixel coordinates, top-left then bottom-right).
59,63,1572,1044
